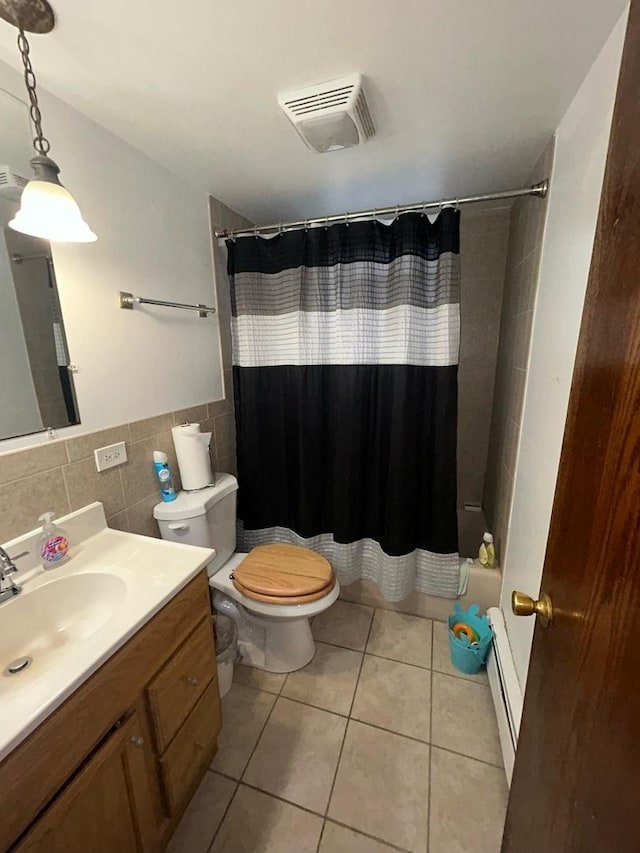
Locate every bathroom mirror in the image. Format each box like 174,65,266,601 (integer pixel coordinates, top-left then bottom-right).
0,88,80,440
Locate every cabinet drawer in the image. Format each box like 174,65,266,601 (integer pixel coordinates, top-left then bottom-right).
147,616,217,753
159,680,221,812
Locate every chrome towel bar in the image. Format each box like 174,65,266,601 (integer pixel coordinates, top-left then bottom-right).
119,291,216,318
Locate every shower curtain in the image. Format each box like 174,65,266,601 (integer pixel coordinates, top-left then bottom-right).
227,209,460,600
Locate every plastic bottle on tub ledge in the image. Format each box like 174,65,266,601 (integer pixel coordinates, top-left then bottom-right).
479,531,496,568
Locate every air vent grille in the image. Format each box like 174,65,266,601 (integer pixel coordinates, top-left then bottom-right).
278,74,375,152
0,166,27,200
355,90,375,137
284,84,356,116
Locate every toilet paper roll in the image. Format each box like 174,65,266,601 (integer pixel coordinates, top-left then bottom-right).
171,423,213,491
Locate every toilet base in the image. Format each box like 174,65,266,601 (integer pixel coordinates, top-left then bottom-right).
211,590,317,673
240,615,316,673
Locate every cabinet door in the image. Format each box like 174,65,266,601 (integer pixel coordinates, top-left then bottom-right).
15,711,158,853
123,702,165,851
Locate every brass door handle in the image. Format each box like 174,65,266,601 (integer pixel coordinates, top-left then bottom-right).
511,591,553,627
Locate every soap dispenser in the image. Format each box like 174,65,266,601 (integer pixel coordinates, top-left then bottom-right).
38,512,70,569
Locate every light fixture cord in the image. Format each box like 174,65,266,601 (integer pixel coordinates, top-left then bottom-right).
17,26,51,155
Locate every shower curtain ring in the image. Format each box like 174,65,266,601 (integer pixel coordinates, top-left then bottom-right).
304,218,309,231
278,222,283,235
395,204,400,219
324,215,329,230
345,212,350,226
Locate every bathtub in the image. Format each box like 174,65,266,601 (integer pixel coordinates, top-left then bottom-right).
339,559,501,622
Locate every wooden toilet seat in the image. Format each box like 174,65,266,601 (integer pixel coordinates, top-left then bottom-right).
231,544,335,605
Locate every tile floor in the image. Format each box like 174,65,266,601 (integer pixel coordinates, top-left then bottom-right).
168,601,508,853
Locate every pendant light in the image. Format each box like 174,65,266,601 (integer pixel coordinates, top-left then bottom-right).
0,0,96,242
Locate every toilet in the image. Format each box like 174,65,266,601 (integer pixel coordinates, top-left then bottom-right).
154,474,340,672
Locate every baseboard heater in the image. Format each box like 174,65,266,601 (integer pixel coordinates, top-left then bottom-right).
486,607,523,784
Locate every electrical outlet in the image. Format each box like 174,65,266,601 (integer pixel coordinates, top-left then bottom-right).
94,441,128,472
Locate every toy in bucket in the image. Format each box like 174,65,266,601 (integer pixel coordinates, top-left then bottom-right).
447,603,494,675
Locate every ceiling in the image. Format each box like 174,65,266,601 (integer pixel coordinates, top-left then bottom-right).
0,0,628,224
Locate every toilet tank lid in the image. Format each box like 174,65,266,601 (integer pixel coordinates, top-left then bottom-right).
153,473,238,521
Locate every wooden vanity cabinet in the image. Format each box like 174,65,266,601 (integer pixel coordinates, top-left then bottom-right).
1,571,222,853
15,710,156,853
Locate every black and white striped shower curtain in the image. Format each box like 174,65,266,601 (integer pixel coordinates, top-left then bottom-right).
227,210,460,600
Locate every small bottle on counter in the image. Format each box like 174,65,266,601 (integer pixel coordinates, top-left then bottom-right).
38,512,70,569
479,531,496,568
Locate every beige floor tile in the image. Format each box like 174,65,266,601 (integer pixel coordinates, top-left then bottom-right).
319,822,399,852
430,747,508,853
233,663,287,694
432,620,488,683
313,600,374,650
351,654,431,741
281,642,362,715
167,771,236,853
366,610,432,668
244,697,347,813
328,721,430,852
211,785,323,853
211,684,276,779
431,672,502,766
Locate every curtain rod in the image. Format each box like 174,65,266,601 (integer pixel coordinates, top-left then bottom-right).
215,179,549,239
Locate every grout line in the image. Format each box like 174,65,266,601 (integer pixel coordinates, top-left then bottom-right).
320,607,376,821
257,694,503,772
237,687,280,781
60,464,72,514
426,622,434,853
315,819,326,853
236,780,327,820
206,776,239,853
429,741,505,771
323,818,413,853
319,635,440,674
347,716,431,748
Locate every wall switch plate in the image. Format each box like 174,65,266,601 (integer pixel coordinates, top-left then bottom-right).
94,441,127,472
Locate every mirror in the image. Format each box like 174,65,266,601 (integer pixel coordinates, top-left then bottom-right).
0,89,80,440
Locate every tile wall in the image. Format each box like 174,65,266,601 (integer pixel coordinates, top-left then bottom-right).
457,206,511,511
0,398,236,544
207,195,253,495
483,139,555,559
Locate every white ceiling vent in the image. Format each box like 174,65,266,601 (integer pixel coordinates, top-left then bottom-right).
0,166,27,202
278,73,375,153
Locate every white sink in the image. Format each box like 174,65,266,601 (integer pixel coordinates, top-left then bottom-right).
1,573,127,673
0,501,215,761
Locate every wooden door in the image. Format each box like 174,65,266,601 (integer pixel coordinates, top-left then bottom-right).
502,4,640,852
15,710,160,853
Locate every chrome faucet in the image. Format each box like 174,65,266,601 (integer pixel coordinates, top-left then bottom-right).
0,546,24,604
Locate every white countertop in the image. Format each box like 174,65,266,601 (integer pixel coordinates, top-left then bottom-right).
0,502,214,762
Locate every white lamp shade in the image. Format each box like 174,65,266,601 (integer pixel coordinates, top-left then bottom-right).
9,178,97,243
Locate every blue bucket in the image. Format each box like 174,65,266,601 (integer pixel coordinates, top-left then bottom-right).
447,603,494,675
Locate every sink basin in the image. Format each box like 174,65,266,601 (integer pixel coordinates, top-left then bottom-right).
0,501,215,762
0,573,127,674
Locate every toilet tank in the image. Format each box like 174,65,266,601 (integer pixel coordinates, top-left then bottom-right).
154,473,238,576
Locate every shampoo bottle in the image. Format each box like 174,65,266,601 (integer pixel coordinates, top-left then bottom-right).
38,512,70,569
479,532,496,568
154,451,177,502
